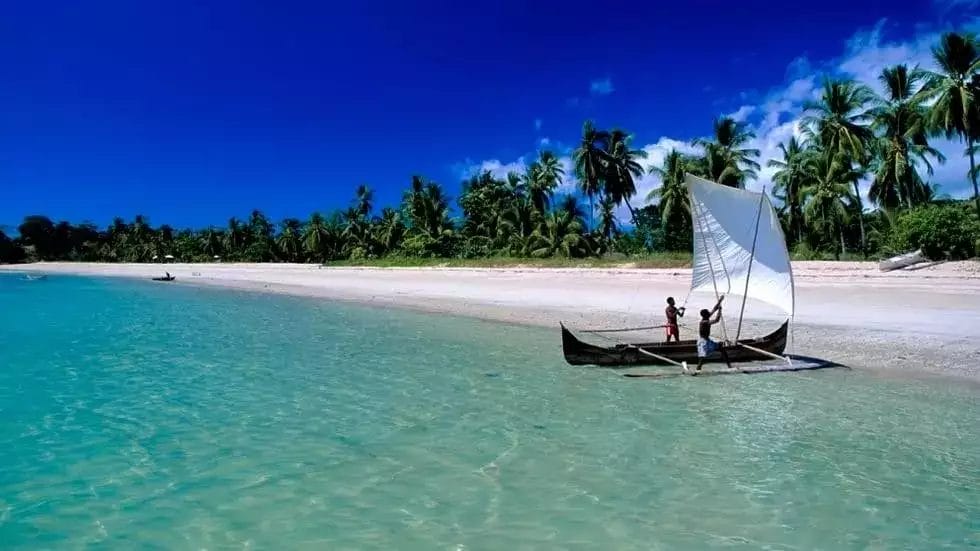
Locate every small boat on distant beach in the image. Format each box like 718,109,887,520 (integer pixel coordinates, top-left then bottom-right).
878,249,926,272
152,272,176,282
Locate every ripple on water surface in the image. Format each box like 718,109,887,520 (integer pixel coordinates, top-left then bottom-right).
0,274,977,549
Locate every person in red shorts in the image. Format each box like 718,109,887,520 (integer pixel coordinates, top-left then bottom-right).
664,297,685,342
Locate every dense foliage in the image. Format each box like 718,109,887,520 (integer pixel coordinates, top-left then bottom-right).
2,32,979,265
887,202,980,259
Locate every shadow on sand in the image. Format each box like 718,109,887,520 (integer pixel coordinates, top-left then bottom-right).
901,259,946,272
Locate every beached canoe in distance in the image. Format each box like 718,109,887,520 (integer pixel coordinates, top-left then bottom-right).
151,275,176,281
560,321,789,367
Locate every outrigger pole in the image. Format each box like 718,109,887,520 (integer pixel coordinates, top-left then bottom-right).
629,345,689,371
737,341,792,366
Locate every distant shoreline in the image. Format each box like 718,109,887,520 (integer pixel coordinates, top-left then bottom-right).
4,261,980,381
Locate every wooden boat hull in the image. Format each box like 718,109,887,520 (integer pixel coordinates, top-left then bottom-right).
151,276,176,282
560,321,789,367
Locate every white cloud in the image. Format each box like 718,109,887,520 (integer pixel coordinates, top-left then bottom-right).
534,118,542,131
930,138,973,198
837,21,938,94
555,158,578,197
457,158,528,181
727,105,756,123
629,138,702,218
590,77,614,96
539,137,551,146
784,76,818,103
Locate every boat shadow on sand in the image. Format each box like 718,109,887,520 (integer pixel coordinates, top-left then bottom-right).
623,354,849,379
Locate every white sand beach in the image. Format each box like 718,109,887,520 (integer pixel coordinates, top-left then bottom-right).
4,261,980,379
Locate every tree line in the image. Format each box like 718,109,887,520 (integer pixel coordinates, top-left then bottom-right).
2,31,979,265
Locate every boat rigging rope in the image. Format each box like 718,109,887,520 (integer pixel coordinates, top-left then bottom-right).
692,197,730,343
582,325,668,334
735,191,766,342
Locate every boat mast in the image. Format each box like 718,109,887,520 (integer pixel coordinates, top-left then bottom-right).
735,189,766,342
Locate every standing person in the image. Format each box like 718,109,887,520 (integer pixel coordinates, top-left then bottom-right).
696,295,731,373
664,297,685,343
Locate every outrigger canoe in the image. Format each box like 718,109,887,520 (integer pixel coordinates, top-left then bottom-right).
559,174,796,369
560,321,789,367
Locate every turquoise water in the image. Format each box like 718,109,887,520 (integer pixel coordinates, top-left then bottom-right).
1,274,977,549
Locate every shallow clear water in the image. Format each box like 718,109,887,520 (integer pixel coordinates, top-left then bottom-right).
0,273,977,549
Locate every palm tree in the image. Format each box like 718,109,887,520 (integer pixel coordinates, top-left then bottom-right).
646,149,693,251
342,207,373,256
224,217,245,257
558,195,587,223
354,184,374,219
694,117,760,188
374,207,405,254
573,120,610,228
802,78,875,254
500,196,540,256
647,149,691,223
603,129,647,224
768,137,811,244
971,142,980,182
870,65,945,210
277,218,303,262
302,212,328,262
322,213,347,260
596,196,619,247
801,151,860,259
404,176,452,239
458,170,514,245
248,209,274,261
131,215,151,244
201,226,222,258
526,151,563,213
531,196,591,258
505,171,525,196
922,32,980,218
249,209,272,239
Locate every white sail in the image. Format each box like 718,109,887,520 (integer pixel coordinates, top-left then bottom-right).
686,174,794,318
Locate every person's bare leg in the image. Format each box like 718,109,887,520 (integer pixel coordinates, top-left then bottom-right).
720,347,733,370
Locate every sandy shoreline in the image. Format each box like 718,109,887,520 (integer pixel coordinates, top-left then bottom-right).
4,261,980,380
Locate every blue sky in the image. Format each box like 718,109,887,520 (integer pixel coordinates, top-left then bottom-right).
1,0,977,230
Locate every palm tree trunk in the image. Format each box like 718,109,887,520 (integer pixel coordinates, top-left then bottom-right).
970,137,980,221
851,180,866,258
623,197,638,227
589,195,595,232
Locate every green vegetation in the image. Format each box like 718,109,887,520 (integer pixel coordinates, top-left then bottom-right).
2,31,979,266
887,202,980,260
320,252,692,269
